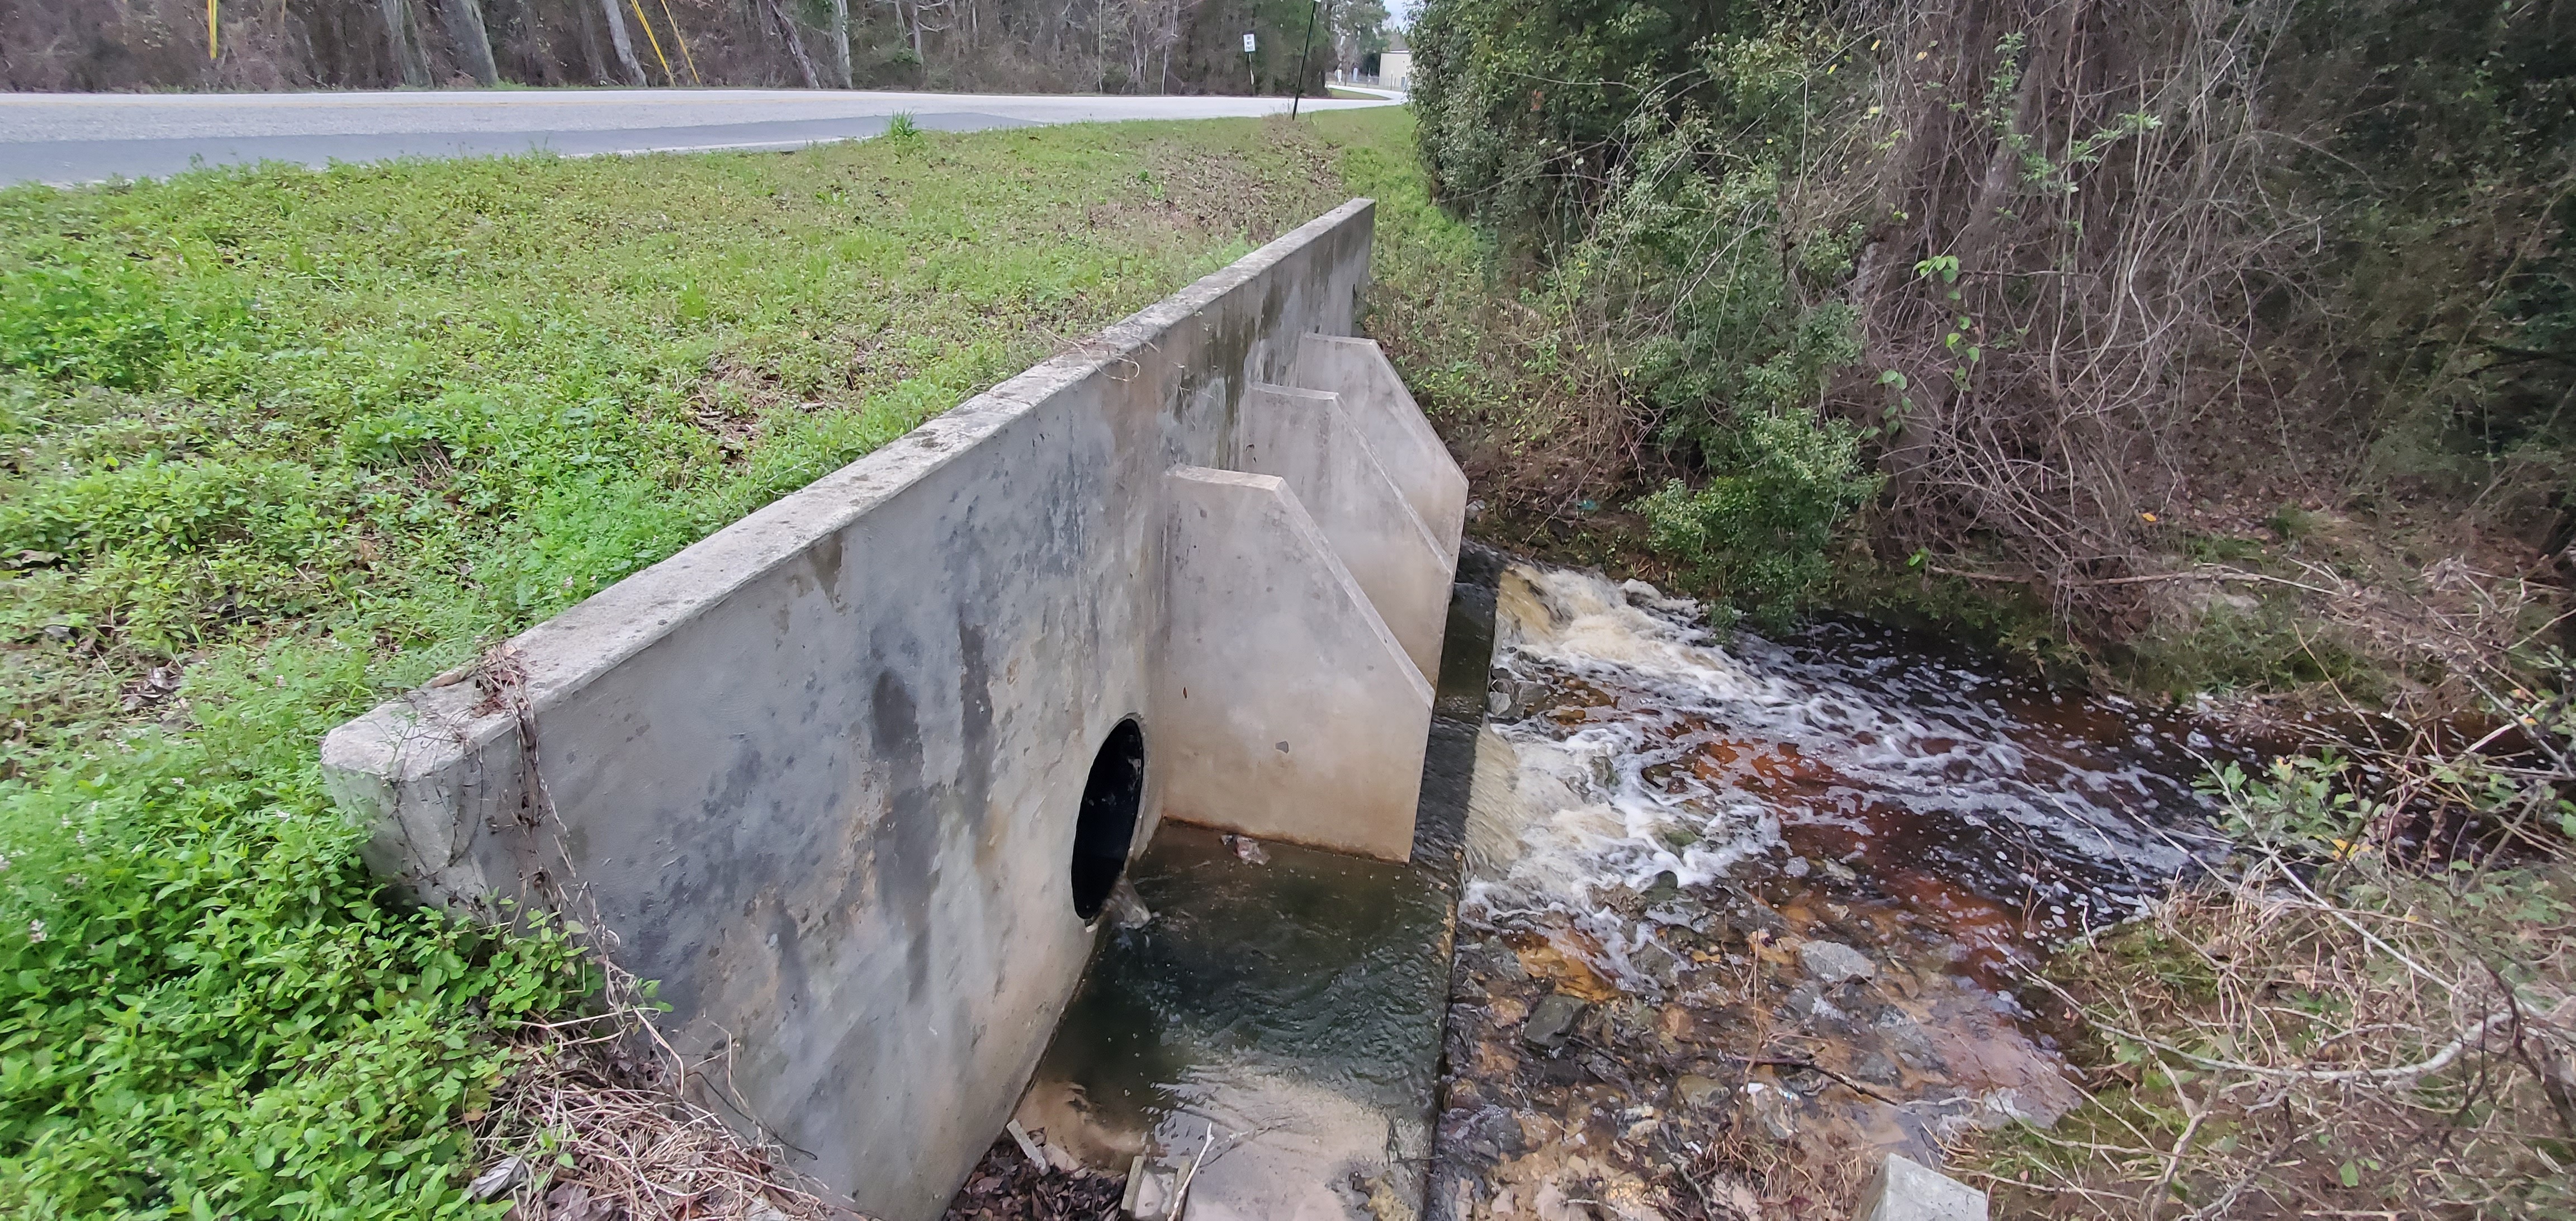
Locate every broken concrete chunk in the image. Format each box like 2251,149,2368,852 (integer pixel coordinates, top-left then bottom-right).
1519,992,1588,1052
1103,877,1154,930
1123,1153,1197,1220
1852,1154,1988,1221
1798,939,1877,985
1229,834,1268,864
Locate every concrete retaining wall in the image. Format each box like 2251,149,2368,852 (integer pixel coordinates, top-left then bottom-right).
323,197,1464,1220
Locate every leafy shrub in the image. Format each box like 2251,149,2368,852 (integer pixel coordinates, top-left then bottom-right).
1637,408,1881,623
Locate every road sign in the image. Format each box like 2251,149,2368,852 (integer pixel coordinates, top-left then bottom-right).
1243,32,1257,53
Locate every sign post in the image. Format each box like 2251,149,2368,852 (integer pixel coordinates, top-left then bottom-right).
1243,31,1256,93
1290,0,1327,118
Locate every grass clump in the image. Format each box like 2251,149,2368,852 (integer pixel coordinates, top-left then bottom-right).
0,111,1395,1217
1964,711,2576,1218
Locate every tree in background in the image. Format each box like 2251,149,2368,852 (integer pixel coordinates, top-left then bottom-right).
0,0,1378,93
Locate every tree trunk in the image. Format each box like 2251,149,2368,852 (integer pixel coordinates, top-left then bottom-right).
765,0,820,87
828,0,854,87
576,0,612,83
598,0,648,83
439,0,501,85
378,0,432,86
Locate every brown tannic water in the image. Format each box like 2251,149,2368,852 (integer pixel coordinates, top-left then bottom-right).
951,560,2245,1220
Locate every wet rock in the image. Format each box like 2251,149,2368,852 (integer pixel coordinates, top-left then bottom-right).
1783,983,1853,1034
1639,870,1683,907
1742,1080,1798,1139
1485,673,1556,720
1852,1154,1988,1221
1715,888,1790,936
1522,993,1589,1052
1673,1074,1726,1110
1628,938,1683,988
1873,1009,1942,1071
1466,937,1527,983
1445,1104,1527,1165
1798,940,1877,985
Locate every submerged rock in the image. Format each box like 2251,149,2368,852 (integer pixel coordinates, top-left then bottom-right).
1520,993,1588,1052
1798,939,1877,985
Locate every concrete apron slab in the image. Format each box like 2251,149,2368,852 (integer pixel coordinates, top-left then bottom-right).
319,198,1468,1221
1008,547,1504,1221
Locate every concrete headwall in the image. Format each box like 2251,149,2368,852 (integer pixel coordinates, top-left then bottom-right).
323,202,1403,1220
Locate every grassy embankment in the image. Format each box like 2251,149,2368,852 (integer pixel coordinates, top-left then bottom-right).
0,107,1448,1219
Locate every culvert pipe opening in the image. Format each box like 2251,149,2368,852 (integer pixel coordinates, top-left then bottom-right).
1069,718,1146,921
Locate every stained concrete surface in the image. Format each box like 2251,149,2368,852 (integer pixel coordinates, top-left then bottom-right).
1236,384,1453,682
323,200,1390,1221
1290,334,1469,562
1154,466,1434,863
996,545,1502,1221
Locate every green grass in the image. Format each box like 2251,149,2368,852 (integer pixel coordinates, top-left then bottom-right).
0,109,1428,1219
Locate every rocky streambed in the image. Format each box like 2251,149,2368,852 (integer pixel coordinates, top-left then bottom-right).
1425,566,2242,1220
946,561,2246,1221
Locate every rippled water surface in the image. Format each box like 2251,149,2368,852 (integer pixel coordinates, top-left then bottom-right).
979,560,2250,1219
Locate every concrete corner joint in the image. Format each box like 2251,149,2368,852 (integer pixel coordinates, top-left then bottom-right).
1853,1154,1990,1221
316,197,1465,1221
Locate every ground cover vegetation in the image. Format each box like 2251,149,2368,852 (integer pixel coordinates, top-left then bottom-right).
1401,1,2576,1215
0,112,1396,1218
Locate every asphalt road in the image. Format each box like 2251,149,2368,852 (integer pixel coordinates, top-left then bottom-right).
0,89,1395,187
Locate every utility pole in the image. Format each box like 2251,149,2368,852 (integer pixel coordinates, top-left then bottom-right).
1290,0,1325,117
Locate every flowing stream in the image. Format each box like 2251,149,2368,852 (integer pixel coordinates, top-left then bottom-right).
955,560,2246,1220
1432,565,2243,1218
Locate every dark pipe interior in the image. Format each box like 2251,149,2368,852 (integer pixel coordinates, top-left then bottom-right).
1069,718,1146,920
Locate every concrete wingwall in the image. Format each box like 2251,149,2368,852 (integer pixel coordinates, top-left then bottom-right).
322,201,1417,1221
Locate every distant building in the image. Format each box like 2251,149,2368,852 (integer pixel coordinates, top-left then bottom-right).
1351,32,1411,92
1379,48,1412,91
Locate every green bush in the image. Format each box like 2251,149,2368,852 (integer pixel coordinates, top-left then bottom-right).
1637,408,1880,624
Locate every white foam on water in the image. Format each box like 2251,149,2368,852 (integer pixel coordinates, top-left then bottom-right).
1461,564,2219,987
